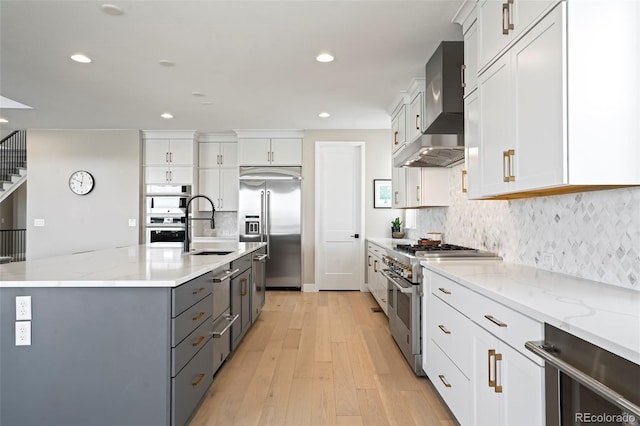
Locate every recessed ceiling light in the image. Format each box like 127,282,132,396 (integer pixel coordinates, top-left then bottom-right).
316,53,334,63
160,113,174,119
70,53,93,64
159,60,176,67
318,112,331,118
0,118,8,123
101,4,124,16
191,91,205,97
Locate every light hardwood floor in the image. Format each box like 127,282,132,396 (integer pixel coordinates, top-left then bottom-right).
190,291,456,426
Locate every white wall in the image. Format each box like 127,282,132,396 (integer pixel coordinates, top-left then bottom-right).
26,130,141,259
406,164,640,290
302,129,402,285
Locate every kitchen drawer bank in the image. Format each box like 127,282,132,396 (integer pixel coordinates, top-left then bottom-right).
421,260,640,425
0,241,266,426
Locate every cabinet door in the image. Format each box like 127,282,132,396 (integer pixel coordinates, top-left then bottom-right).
168,139,194,165
391,105,407,153
219,142,238,167
392,166,406,208
511,4,564,192
464,91,482,199
145,166,170,183
238,138,271,165
219,167,239,211
198,169,221,211
478,0,510,70
198,143,220,168
270,138,302,165
230,269,251,351
473,324,544,426
405,168,422,208
463,21,478,96
420,168,450,207
145,139,171,165
408,92,423,142
168,167,193,185
478,53,513,196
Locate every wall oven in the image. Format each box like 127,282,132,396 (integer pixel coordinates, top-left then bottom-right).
526,324,640,426
145,184,190,244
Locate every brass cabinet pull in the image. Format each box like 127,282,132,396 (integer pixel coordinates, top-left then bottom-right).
192,335,206,347
502,3,510,34
461,170,468,193
503,150,510,182
507,149,515,181
438,287,452,295
192,311,206,322
368,255,372,267
374,259,378,273
461,64,466,88
394,131,399,145
415,114,420,130
438,325,452,335
488,349,497,387
241,278,248,297
507,0,514,31
438,375,452,388
485,314,508,328
191,373,206,387
494,353,504,393
192,287,206,295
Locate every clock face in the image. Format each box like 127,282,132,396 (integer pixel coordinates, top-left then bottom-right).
68,170,95,195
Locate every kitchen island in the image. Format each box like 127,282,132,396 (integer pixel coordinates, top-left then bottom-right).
0,241,266,426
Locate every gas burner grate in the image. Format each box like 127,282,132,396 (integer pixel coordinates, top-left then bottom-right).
395,243,478,254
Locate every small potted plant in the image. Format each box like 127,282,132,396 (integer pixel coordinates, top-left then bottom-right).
391,217,404,239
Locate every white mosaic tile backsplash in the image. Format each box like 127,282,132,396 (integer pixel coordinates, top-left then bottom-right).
405,164,640,290
192,211,238,239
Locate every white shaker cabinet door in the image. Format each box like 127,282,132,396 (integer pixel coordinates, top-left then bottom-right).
167,139,194,165
198,169,220,211
145,139,171,165
408,92,423,143
464,91,482,199
219,143,238,167
219,167,239,211
238,138,271,165
270,138,302,166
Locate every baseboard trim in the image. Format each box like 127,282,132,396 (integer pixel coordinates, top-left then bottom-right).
302,283,319,292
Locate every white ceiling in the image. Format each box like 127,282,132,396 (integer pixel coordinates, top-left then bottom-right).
0,1,464,133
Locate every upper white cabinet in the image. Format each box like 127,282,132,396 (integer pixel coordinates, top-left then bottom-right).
472,1,640,199
463,21,478,96
464,91,481,199
391,103,407,154
405,168,451,208
392,165,407,209
408,91,424,143
198,136,238,211
143,131,196,184
237,132,304,166
478,0,560,70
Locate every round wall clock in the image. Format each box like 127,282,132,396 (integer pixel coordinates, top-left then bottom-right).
68,170,95,195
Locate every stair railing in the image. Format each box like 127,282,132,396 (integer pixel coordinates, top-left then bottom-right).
0,130,27,182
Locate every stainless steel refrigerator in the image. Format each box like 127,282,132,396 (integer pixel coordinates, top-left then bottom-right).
238,167,302,289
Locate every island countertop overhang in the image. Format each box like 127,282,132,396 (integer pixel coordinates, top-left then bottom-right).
0,241,267,288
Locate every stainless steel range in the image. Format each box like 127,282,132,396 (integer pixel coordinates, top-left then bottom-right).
382,242,501,375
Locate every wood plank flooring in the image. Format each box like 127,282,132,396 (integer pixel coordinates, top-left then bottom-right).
189,291,455,426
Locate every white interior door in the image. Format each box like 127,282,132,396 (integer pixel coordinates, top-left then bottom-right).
315,142,364,291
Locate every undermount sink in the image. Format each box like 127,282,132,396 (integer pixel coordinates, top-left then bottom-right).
190,250,233,256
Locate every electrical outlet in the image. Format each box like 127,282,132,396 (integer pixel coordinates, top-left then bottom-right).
16,296,32,320
15,321,31,346
541,252,554,267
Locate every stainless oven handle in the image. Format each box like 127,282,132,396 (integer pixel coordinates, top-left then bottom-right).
380,269,414,294
525,341,640,418
212,268,240,283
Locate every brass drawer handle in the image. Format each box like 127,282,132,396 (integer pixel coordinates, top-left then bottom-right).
438,375,452,388
484,315,508,328
438,287,451,295
438,325,452,335
394,130,399,145
191,335,206,347
191,373,206,387
488,349,497,388
461,170,468,193
494,352,503,393
192,311,206,322
192,287,206,295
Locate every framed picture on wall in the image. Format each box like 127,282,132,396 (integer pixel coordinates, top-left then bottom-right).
373,179,392,209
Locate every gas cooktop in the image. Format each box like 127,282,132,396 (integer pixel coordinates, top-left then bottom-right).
393,243,501,259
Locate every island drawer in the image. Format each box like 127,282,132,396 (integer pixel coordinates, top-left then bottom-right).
172,272,213,317
172,338,213,426
172,319,213,377
231,253,251,274
172,294,212,346
431,272,476,314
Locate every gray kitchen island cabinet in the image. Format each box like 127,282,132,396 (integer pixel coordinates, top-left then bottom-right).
0,241,266,426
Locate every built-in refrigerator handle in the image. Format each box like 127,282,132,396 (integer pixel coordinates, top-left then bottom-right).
266,190,271,258
260,190,265,245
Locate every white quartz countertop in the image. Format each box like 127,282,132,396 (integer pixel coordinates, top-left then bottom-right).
367,237,415,248
421,260,640,365
0,241,266,288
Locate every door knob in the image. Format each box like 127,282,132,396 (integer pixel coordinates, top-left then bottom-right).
350,234,360,239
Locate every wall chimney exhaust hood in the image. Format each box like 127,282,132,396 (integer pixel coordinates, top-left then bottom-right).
394,41,464,168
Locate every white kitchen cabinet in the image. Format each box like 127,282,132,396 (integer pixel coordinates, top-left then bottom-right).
145,166,194,185
145,138,194,166
408,92,424,143
463,91,481,199
475,1,640,198
366,242,387,316
391,104,407,154
199,142,237,168
237,138,302,166
478,0,560,71
463,20,478,96
198,167,238,211
404,167,450,208
392,165,407,209
473,323,544,426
